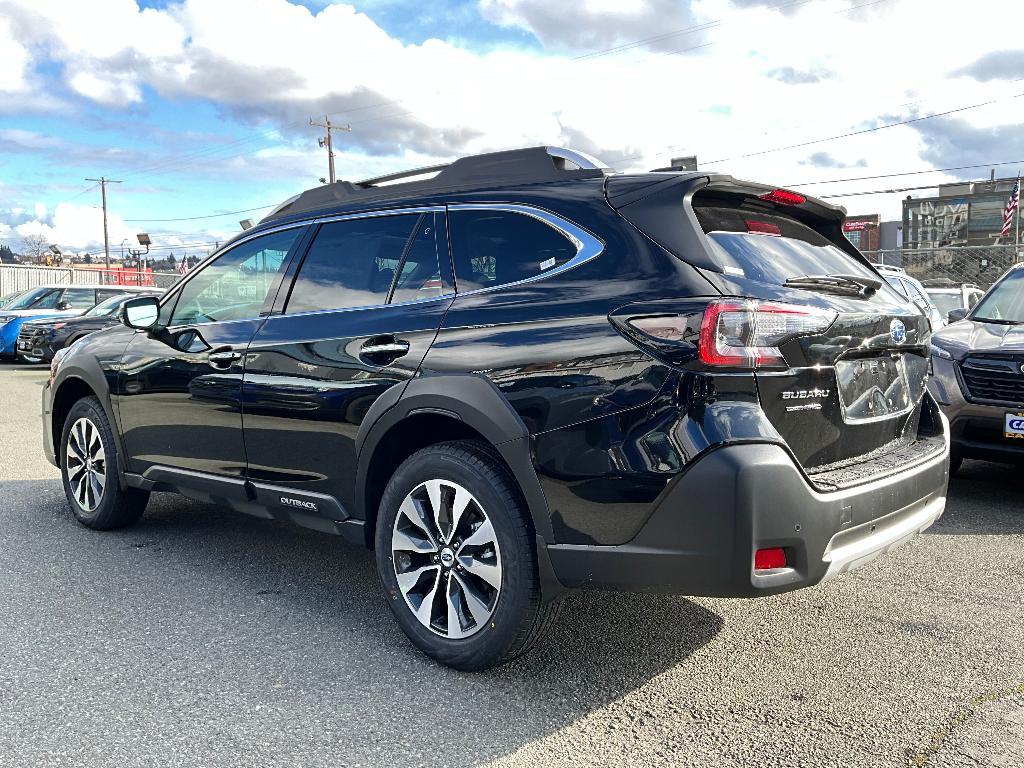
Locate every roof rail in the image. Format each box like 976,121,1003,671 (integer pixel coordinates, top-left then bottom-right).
262,146,614,223
356,162,451,188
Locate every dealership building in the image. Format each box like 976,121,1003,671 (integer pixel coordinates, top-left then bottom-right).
902,176,1020,248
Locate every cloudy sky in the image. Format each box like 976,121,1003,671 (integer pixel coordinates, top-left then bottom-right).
1,0,1022,258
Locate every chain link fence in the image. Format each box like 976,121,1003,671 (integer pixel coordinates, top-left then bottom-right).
861,245,1024,290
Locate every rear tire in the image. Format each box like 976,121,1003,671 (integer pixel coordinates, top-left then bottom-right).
375,440,558,671
59,396,149,530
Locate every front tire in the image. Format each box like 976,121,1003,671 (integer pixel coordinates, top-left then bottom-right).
375,441,557,671
60,396,149,530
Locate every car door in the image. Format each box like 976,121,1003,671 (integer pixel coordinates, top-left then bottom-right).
241,209,454,518
115,226,305,479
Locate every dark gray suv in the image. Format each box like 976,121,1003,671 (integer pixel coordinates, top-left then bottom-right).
929,262,1024,472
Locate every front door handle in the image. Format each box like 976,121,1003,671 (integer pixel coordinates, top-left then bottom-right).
360,337,410,362
207,347,243,369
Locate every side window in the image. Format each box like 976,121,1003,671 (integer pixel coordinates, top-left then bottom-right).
885,277,908,299
96,289,125,302
61,288,99,308
170,228,298,326
968,290,982,309
448,209,577,292
390,213,444,304
30,289,63,309
905,280,928,306
285,215,419,314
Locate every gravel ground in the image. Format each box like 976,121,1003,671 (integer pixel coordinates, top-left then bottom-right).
0,363,1021,767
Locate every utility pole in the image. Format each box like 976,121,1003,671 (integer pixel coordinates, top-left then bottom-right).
85,176,122,270
309,116,351,184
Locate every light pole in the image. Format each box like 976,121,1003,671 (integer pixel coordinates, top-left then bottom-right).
120,238,128,262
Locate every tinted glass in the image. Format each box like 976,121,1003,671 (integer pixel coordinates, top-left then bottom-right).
8,287,58,310
390,213,443,304
449,210,577,292
973,269,1024,323
170,228,298,325
697,207,877,288
285,215,418,314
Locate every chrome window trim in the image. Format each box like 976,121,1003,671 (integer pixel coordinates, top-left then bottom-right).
312,205,447,226
268,291,454,321
446,203,605,296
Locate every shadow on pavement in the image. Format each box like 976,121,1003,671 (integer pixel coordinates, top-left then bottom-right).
929,459,1023,536
1,479,723,766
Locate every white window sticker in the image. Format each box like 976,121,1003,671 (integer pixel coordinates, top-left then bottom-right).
539,257,557,271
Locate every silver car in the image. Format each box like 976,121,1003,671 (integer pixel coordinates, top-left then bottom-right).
873,264,946,330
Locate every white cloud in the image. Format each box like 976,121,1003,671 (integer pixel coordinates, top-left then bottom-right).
11,202,133,253
1,0,1022,242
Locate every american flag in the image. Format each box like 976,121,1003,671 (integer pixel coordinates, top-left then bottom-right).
1001,176,1020,237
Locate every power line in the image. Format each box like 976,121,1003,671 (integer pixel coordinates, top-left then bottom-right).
704,91,1024,165
124,204,275,223
785,159,1024,189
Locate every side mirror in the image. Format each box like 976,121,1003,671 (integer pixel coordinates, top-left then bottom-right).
947,308,968,323
121,296,160,330
56,301,72,311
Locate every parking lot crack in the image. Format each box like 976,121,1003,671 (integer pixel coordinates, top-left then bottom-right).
907,682,1024,766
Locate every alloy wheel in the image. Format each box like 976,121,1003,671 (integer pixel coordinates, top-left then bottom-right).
65,417,106,513
391,479,502,639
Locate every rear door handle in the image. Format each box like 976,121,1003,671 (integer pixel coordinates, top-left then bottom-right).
360,337,410,361
207,347,243,369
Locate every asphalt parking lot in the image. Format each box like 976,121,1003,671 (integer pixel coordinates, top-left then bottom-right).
1,363,1021,768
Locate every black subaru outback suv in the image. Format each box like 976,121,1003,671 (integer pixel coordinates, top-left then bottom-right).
43,146,949,670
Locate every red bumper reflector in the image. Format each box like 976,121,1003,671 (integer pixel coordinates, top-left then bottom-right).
754,547,788,570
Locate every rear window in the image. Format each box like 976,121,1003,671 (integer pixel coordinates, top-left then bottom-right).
695,206,876,286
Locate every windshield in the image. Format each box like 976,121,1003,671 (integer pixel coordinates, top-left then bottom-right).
5,287,58,311
84,295,129,317
927,291,962,317
972,269,1024,323
697,207,879,287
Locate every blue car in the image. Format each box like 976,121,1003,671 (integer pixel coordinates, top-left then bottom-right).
0,285,139,360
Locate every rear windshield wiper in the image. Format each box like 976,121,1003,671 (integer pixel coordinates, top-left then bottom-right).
784,273,882,297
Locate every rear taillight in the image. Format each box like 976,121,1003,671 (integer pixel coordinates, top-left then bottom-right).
758,188,806,206
698,299,836,368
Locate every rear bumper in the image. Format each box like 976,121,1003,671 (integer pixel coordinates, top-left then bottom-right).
546,424,949,597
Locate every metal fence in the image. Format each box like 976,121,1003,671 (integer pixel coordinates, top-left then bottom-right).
0,264,182,296
862,245,1024,290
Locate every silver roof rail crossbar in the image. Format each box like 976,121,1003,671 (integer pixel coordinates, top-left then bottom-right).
356,162,451,188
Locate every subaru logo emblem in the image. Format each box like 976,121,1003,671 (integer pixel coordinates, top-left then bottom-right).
889,319,907,344
1020,362,1024,375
